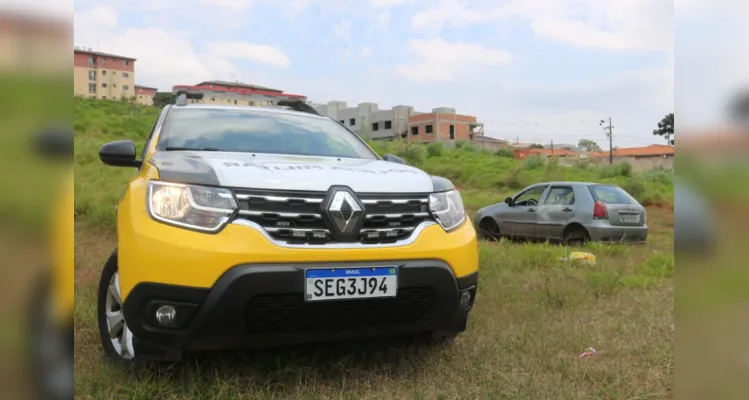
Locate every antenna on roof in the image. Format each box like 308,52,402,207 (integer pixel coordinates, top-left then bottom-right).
276,99,321,116
174,89,204,106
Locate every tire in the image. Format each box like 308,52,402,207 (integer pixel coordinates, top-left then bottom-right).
477,218,501,241
27,273,73,400
418,330,458,346
97,250,138,363
563,225,589,247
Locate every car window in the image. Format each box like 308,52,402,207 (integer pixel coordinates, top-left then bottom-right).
514,186,547,206
156,108,378,159
588,185,637,204
543,187,575,205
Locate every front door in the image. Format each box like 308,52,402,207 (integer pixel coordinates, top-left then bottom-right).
536,185,577,240
504,185,548,238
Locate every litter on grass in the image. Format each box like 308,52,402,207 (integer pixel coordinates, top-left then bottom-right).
560,252,597,265
578,347,597,359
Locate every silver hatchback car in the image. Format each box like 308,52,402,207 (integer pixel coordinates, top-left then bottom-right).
475,182,648,244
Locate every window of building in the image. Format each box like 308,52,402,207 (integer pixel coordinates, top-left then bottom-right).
411,126,419,135
449,124,455,140
122,72,129,78
88,56,95,66
113,84,117,88
340,120,345,124
384,120,392,130
101,70,107,75
234,100,237,104
123,60,129,66
349,118,355,125
372,122,379,131
123,85,129,90
101,96,107,99
425,124,433,134
101,57,107,63
88,70,96,80
88,83,96,93
101,83,107,88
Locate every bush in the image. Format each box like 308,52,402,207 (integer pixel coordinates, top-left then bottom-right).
620,175,646,200
598,161,633,178
395,143,426,165
426,142,444,158
455,141,477,152
495,148,515,158
523,155,545,171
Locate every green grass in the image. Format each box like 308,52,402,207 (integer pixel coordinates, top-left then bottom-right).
74,98,674,399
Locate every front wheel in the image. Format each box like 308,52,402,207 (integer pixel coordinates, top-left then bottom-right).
97,251,137,363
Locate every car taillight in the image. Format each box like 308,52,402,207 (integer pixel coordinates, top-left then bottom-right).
593,200,608,219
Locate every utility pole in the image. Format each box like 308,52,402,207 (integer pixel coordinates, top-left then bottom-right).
600,118,614,164
551,140,554,156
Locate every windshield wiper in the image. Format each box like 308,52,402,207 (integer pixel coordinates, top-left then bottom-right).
164,146,226,152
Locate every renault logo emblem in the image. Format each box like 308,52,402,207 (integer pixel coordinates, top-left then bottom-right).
328,191,363,234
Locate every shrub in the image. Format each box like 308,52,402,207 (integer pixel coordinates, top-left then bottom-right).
426,142,444,158
523,155,545,171
495,148,515,158
456,141,477,152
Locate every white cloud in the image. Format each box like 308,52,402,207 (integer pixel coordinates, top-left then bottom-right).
199,0,252,8
369,0,417,8
396,38,513,82
360,47,373,57
332,20,352,41
411,0,673,53
207,41,291,68
74,7,244,90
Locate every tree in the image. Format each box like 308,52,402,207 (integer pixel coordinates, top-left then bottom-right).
153,92,176,108
528,143,544,149
578,139,602,152
652,113,674,145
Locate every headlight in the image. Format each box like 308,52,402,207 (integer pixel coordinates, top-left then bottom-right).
147,181,237,232
429,189,466,232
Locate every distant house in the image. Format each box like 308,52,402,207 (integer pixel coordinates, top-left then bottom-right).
588,144,674,159
588,144,675,171
515,148,580,160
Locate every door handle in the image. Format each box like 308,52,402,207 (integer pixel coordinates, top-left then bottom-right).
562,207,573,212
527,208,536,212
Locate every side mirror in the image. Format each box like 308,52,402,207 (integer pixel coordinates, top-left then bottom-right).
504,197,514,206
99,140,142,167
35,126,72,160
383,154,406,165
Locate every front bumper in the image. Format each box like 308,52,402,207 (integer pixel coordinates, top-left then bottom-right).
123,260,478,359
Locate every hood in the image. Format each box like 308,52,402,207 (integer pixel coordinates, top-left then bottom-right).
148,151,442,193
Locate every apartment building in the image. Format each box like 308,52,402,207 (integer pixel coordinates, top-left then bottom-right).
134,85,157,106
407,107,485,144
314,101,413,140
74,48,136,100
172,80,307,106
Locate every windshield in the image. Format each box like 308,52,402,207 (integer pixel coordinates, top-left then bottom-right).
588,184,638,204
156,108,378,159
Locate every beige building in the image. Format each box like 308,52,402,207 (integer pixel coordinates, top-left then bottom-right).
74,48,136,100
134,85,157,106
172,80,307,106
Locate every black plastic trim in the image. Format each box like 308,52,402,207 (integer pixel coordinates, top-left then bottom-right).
123,259,475,355
430,175,455,192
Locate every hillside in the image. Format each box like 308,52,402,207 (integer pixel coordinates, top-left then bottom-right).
73,98,673,229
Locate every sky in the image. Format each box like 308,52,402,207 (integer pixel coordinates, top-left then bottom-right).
69,0,679,148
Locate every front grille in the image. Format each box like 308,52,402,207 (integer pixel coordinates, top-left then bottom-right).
232,189,434,245
244,288,437,334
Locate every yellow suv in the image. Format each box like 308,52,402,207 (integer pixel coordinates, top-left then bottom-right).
96,93,478,362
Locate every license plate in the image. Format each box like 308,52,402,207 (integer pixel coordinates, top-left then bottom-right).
305,267,398,302
621,214,640,223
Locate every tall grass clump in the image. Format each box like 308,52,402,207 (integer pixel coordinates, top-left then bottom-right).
523,155,545,171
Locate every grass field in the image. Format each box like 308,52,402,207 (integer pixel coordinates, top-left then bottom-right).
74,99,674,399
